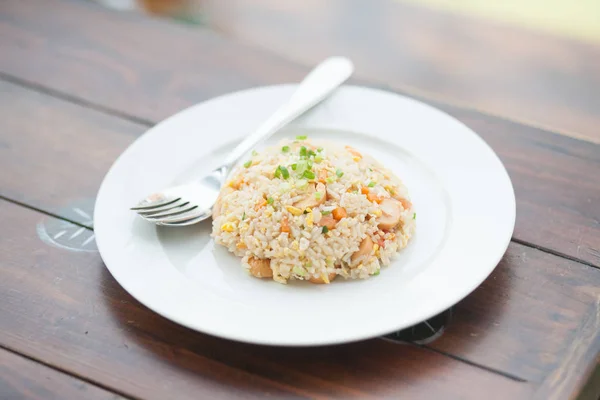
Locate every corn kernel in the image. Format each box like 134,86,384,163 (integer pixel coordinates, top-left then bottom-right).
286,206,303,216
352,156,361,162
306,213,314,228
321,273,330,284
373,209,382,217
221,223,235,232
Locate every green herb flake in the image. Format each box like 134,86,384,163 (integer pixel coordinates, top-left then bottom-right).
413,212,416,220
317,147,324,152
296,135,308,140
274,167,281,178
321,210,332,215
242,212,246,220
307,159,314,169
322,226,329,234
314,192,323,200
251,150,259,156
243,160,252,168
299,146,308,158
326,177,335,184
308,149,316,158
373,269,380,276
291,163,297,171
296,160,308,175
279,165,290,179
282,145,290,153
368,181,376,187
336,168,344,178
267,197,274,205
303,170,316,180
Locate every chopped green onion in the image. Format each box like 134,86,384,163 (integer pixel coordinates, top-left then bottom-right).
314,155,323,163
274,167,281,178
314,192,323,200
296,179,308,190
373,269,380,276
322,226,329,234
308,149,316,158
326,177,335,184
243,160,252,168
279,166,290,179
282,145,290,153
251,150,258,156
296,160,308,175
317,147,323,152
292,265,307,276
296,135,308,140
368,181,376,187
321,210,332,215
299,146,308,158
291,163,297,171
303,170,316,180
267,197,274,205
413,212,416,220
307,159,313,169
242,212,246,220
336,169,344,178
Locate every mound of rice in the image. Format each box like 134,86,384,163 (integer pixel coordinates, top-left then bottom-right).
211,136,415,284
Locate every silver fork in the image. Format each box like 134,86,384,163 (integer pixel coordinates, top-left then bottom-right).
131,56,354,226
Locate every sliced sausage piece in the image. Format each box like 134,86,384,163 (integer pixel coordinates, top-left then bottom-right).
309,272,337,284
317,216,337,230
377,198,402,230
351,236,374,265
248,257,273,278
293,182,327,210
212,187,234,220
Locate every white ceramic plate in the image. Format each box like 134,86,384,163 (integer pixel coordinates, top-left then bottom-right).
95,85,515,346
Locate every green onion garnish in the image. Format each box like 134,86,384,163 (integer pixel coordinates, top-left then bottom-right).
317,147,323,152
308,149,316,158
322,226,329,234
314,155,323,163
336,169,344,178
243,160,252,168
291,163,297,171
282,146,290,153
299,146,308,158
242,212,246,220
321,210,332,215
368,181,376,187
307,159,313,169
252,150,258,156
373,269,380,276
326,177,335,184
296,160,308,175
413,212,416,220
314,192,323,200
275,165,290,179
303,170,316,180
296,135,307,140
267,197,274,205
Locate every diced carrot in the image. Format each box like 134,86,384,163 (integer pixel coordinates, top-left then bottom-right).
254,198,267,211
317,216,337,229
332,207,347,220
281,215,290,233
345,146,362,159
361,187,382,203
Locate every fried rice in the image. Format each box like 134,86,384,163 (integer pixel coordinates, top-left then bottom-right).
211,136,415,284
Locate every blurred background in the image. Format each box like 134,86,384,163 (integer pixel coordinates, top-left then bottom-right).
85,0,600,144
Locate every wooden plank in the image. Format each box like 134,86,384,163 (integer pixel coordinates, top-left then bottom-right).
0,347,126,400
0,200,534,400
203,0,600,144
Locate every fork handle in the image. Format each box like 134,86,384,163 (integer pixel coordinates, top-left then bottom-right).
221,57,354,169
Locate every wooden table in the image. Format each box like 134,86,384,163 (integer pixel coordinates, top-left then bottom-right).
1,1,599,399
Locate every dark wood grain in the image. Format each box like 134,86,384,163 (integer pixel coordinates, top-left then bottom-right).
0,200,536,399
1,7,599,266
0,347,124,400
203,0,600,144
